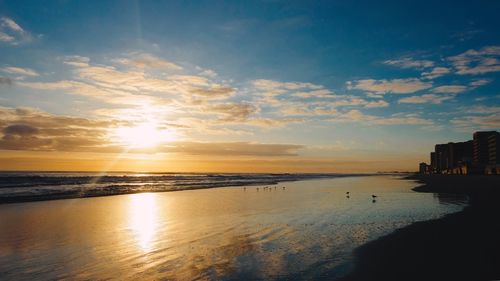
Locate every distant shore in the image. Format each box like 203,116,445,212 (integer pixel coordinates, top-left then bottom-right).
339,174,500,281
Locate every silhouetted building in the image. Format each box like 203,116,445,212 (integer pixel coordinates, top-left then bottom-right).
486,132,500,174
473,131,496,165
424,131,499,175
430,152,436,173
419,162,430,174
448,141,473,174
435,143,449,173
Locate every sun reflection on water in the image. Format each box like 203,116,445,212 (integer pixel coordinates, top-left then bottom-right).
128,193,159,251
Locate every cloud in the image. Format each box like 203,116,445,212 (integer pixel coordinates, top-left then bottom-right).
190,86,236,99
451,115,500,131
421,67,450,79
1,17,23,33
19,58,229,106
330,109,433,125
166,142,303,156
384,57,434,70
0,77,13,85
365,92,384,99
115,52,182,70
464,105,500,114
448,45,500,75
347,78,432,94
365,100,389,108
451,104,500,131
469,79,491,87
431,85,468,94
207,103,258,121
280,104,338,116
0,31,15,42
291,89,335,99
63,56,90,67
196,67,217,78
0,106,305,156
1,66,39,77
246,118,304,127
0,17,33,45
0,107,120,152
398,94,455,104
253,79,323,91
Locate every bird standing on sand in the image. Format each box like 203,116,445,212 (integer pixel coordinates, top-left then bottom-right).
282,186,286,190
257,187,259,191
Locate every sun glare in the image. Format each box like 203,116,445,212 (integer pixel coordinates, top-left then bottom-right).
128,193,158,251
114,121,175,149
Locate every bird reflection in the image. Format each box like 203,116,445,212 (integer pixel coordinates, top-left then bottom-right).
128,193,158,251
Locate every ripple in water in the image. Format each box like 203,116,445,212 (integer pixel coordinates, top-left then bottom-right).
0,176,466,280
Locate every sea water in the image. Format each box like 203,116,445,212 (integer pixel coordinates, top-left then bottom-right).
0,175,466,280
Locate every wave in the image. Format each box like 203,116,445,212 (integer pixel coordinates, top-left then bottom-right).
0,172,370,203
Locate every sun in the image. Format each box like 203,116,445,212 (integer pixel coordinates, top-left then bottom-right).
114,121,174,149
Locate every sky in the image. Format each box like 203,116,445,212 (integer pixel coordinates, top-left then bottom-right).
0,0,499,172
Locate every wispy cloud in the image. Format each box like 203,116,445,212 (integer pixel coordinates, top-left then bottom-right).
347,78,432,94
398,94,455,104
431,85,468,94
383,57,434,70
1,66,39,77
115,52,183,70
0,17,34,45
421,67,450,79
253,79,323,91
365,100,389,108
0,77,13,85
448,45,500,75
451,105,500,131
166,141,304,156
0,106,306,156
330,109,433,125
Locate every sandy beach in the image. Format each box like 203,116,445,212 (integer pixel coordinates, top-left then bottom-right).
340,175,500,281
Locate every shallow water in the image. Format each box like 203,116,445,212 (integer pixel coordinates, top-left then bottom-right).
0,176,466,280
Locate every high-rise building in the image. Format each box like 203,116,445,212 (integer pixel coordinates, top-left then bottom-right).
434,144,448,173
488,132,500,165
424,131,498,175
449,141,473,167
473,131,497,165
430,152,436,173
487,132,500,174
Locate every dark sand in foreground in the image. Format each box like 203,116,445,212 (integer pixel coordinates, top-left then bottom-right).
339,175,500,281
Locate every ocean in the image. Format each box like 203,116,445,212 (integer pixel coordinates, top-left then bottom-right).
0,174,467,280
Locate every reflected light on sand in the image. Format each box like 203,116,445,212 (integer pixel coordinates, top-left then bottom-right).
128,193,159,251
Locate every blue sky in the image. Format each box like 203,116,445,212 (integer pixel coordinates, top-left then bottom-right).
0,0,499,172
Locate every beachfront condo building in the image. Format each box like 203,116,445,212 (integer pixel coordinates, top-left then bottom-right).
424,131,499,175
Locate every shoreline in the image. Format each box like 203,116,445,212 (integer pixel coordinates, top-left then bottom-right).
0,173,377,204
339,174,500,281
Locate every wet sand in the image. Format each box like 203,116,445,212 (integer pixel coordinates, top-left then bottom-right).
0,176,464,280
340,175,500,281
